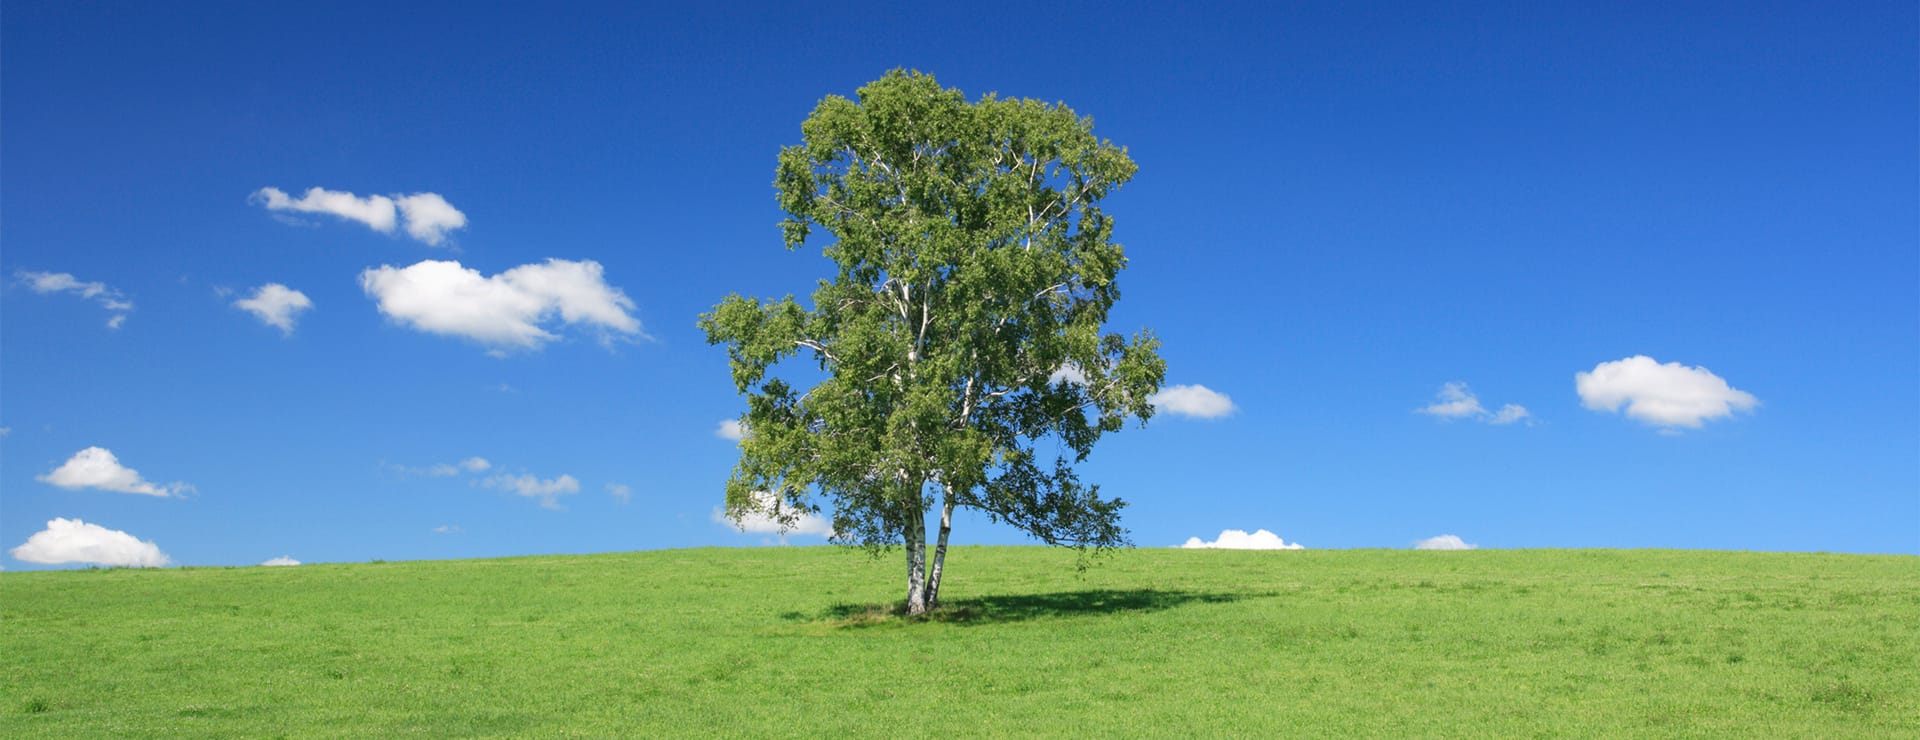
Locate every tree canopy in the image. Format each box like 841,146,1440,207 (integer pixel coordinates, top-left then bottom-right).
700,70,1165,614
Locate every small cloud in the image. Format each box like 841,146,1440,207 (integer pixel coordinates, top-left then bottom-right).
402,456,491,477
1576,355,1758,430
1414,534,1477,550
10,518,170,567
37,447,189,497
714,491,833,539
432,524,462,534
1179,529,1305,550
1151,384,1237,419
260,556,301,566
715,420,745,441
359,259,642,353
1048,363,1088,386
16,270,132,328
1417,382,1532,426
233,283,313,335
606,483,633,503
252,186,466,246
458,457,491,473
482,472,580,510
0,427,12,437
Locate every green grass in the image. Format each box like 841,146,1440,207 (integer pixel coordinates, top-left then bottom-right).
3,547,1916,736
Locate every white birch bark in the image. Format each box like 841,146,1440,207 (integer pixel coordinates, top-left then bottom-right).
927,494,955,608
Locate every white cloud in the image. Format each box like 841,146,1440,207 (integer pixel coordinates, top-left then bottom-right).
252,186,467,246
432,524,462,534
1049,363,1088,386
395,193,468,246
11,518,170,567
482,472,580,509
17,270,132,328
1576,355,1758,429
1179,529,1305,550
1414,534,1478,550
260,556,301,566
251,187,398,233
715,420,745,441
1151,384,1237,419
233,283,313,335
606,483,633,503
37,447,188,497
713,491,834,538
359,259,642,352
458,456,491,473
1418,382,1532,426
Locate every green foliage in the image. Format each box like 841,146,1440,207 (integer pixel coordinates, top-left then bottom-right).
701,70,1165,566
2,549,1916,736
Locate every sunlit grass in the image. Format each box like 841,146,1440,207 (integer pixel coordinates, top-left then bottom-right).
3,547,1915,736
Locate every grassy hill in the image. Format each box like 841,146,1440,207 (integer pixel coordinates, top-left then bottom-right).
3,547,1915,736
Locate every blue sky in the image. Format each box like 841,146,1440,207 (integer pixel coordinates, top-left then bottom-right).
3,1,1914,568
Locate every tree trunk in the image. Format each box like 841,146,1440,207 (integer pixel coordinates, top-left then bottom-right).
926,493,955,608
904,497,929,616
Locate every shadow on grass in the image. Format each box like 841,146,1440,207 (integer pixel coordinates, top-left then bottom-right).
785,588,1257,628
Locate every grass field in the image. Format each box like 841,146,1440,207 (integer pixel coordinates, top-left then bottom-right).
3,547,1915,736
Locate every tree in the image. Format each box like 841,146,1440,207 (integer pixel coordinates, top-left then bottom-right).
700,70,1165,615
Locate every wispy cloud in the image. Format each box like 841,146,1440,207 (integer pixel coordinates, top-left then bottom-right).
37,447,190,497
1151,384,1237,419
10,518,170,567
1577,355,1757,431
233,283,313,335
482,472,580,510
606,483,633,503
17,270,132,328
359,259,642,354
1417,382,1531,426
1179,529,1305,550
252,186,467,246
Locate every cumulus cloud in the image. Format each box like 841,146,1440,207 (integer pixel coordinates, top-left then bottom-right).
1048,363,1088,386
233,283,313,335
606,483,633,503
260,556,301,566
1180,529,1305,550
1576,355,1758,430
251,186,467,246
1151,384,1237,419
37,447,188,497
715,420,745,441
1417,382,1531,426
1414,534,1477,550
482,472,580,509
713,491,834,538
17,270,132,328
359,259,642,352
10,518,170,567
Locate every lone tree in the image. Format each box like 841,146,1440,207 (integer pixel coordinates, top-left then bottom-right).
701,70,1165,615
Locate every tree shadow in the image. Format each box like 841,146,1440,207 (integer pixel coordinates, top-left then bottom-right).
787,588,1258,628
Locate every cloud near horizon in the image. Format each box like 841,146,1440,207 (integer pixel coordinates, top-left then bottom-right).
251,186,467,246
359,259,642,353
1151,384,1237,419
1576,355,1757,430
713,491,834,539
233,283,313,335
10,518,170,567
1414,534,1478,550
38,447,190,497
1180,529,1305,550
17,270,133,328
260,556,301,566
